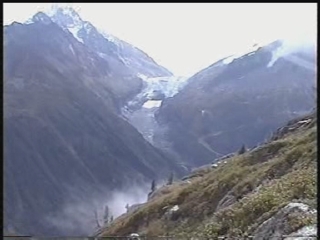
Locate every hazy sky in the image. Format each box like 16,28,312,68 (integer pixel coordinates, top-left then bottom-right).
3,3,317,76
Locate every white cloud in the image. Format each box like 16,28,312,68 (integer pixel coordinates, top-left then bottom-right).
45,182,150,235
3,3,317,76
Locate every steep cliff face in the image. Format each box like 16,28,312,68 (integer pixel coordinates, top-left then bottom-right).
4,13,182,236
156,40,316,166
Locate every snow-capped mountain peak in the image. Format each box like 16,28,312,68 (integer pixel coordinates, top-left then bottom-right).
46,4,82,24
25,5,172,78
48,7,83,28
44,6,121,46
45,6,85,43
25,5,85,42
31,12,52,25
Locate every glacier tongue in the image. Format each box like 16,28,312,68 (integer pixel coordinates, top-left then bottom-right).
137,74,189,99
122,75,189,145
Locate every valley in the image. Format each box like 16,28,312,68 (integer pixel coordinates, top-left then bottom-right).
3,4,317,238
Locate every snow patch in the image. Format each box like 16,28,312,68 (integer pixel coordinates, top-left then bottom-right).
223,55,237,64
100,30,120,45
222,44,261,65
46,4,64,17
68,26,83,43
170,205,179,212
211,163,218,168
119,55,131,66
83,22,93,34
97,52,108,59
140,76,189,99
68,44,75,55
143,100,162,109
137,73,149,81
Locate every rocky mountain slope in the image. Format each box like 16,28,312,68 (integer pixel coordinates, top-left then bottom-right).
29,6,173,109
100,110,317,239
46,6,172,78
156,40,316,167
3,11,182,236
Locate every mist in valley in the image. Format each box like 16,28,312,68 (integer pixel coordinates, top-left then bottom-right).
45,182,151,236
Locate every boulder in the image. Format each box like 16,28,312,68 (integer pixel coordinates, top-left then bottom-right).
253,203,317,240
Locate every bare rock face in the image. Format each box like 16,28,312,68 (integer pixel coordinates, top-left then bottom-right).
284,224,317,240
215,191,237,212
253,203,317,240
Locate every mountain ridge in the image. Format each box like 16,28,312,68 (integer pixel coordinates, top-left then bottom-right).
41,7,173,78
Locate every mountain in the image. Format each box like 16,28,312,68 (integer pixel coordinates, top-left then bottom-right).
155,40,316,167
25,6,173,109
46,6,172,78
100,111,317,239
4,11,182,236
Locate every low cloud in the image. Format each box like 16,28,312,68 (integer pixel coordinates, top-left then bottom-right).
45,182,151,236
267,36,316,68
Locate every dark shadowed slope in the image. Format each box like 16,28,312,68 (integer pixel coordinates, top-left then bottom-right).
4,13,182,236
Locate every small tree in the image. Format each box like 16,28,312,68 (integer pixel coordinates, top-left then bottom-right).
167,172,174,185
238,144,246,155
151,179,156,192
312,85,317,107
93,209,101,230
103,205,109,225
125,203,130,213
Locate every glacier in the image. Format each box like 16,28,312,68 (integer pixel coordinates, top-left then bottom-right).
122,75,189,146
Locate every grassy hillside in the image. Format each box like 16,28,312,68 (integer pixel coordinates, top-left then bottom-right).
100,111,317,238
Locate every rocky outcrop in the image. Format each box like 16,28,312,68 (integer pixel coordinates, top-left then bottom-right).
163,205,180,221
253,203,317,240
269,111,316,142
284,224,317,240
215,191,237,212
